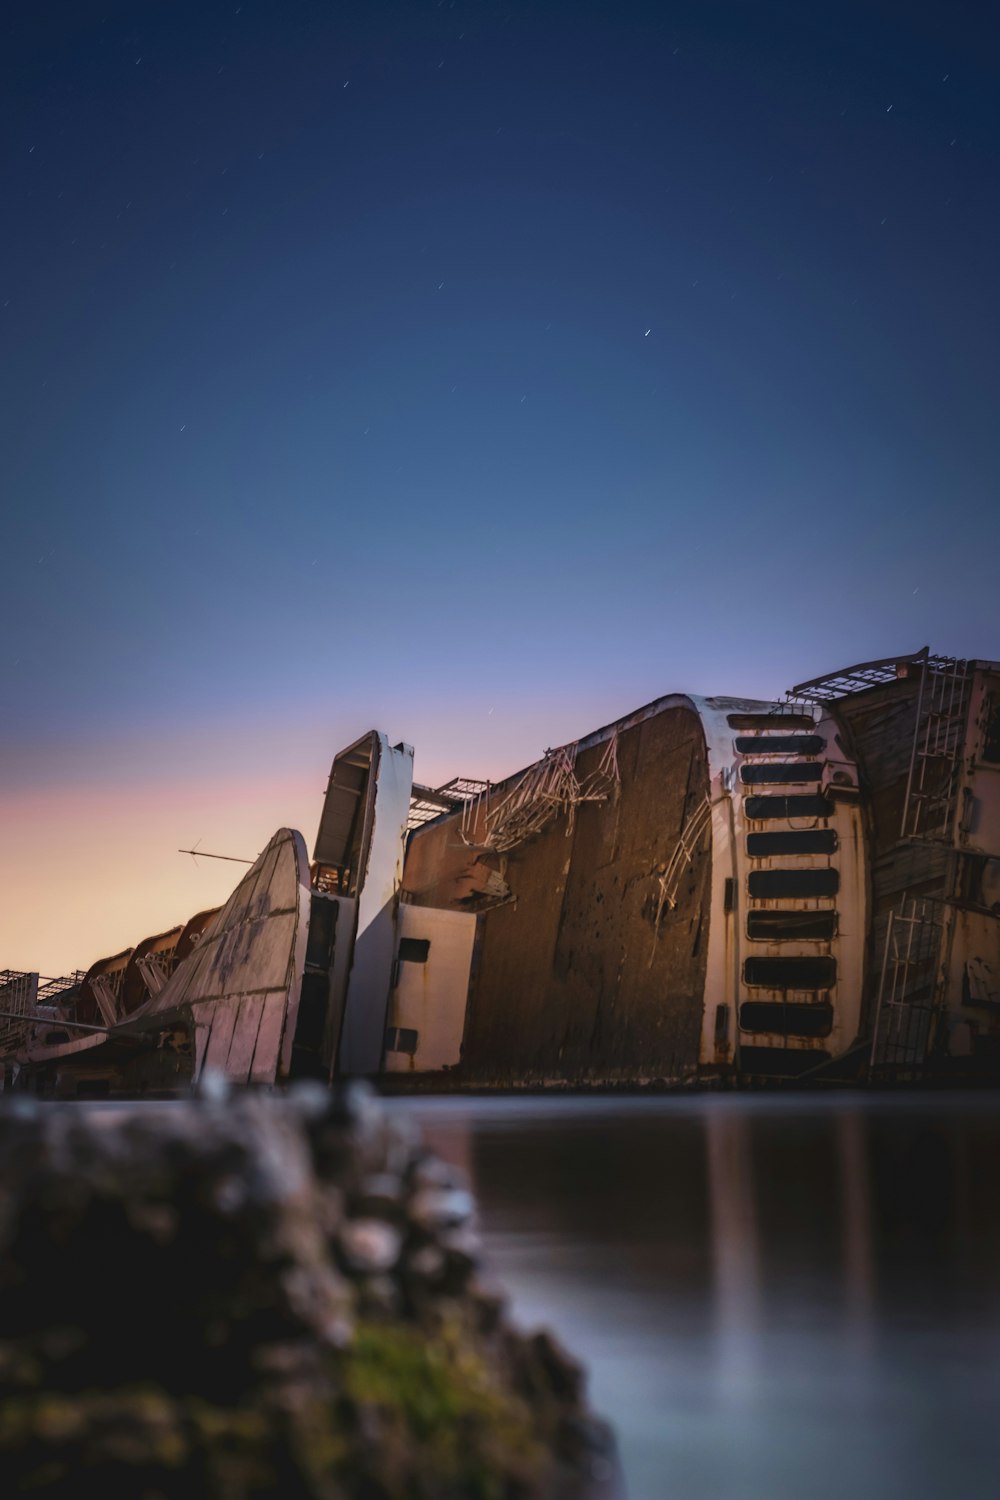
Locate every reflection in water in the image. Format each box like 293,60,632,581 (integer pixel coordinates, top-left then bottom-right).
836,1108,875,1358
706,1108,762,1397
400,1094,1000,1500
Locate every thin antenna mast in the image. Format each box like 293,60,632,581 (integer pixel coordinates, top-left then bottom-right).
179,840,254,866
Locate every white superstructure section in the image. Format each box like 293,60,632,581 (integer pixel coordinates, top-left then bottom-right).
692,697,867,1079
383,907,477,1074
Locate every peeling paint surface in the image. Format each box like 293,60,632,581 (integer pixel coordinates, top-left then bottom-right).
131,827,312,1085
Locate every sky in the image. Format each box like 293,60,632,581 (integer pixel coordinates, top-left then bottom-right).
2,0,999,975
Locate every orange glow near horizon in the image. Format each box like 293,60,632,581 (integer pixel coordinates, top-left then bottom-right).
0,769,321,978
1,674,712,979
0,701,590,979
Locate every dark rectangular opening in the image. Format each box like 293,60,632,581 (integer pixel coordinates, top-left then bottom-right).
735,735,825,756
714,1004,730,1045
296,971,331,1050
747,830,838,857
740,1002,834,1038
747,910,838,941
744,956,837,989
739,1044,831,1076
305,893,338,971
741,763,823,785
748,868,839,899
727,713,816,730
385,1026,418,1055
745,794,834,820
398,937,430,964
723,877,735,914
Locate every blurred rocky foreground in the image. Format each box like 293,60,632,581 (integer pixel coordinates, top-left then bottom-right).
0,1083,619,1499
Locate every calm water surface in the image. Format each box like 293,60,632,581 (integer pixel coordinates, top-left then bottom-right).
388,1093,1000,1500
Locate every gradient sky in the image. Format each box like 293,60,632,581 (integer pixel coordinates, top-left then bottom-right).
3,0,999,975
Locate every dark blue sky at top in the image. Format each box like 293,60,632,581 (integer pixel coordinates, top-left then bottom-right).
3,0,999,783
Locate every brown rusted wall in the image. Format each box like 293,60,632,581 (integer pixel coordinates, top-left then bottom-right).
403,704,711,1085
830,678,950,1029
830,680,918,855
831,679,951,886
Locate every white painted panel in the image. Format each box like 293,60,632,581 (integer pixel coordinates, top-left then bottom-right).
203,996,240,1073
251,993,287,1083
688,695,794,1068
384,907,477,1073
688,696,869,1071
337,737,414,1075
226,994,266,1082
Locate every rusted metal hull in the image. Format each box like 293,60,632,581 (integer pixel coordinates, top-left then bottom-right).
5,650,999,1096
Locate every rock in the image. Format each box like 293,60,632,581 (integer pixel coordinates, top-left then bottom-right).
530,1329,586,1403
0,1087,618,1499
407,1186,475,1233
467,1275,508,1335
285,1078,334,1123
352,1171,404,1220
337,1218,402,1274
404,1243,446,1283
438,1225,482,1291
407,1153,468,1193
355,1273,401,1318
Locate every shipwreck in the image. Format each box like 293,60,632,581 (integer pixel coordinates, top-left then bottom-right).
3,648,999,1095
